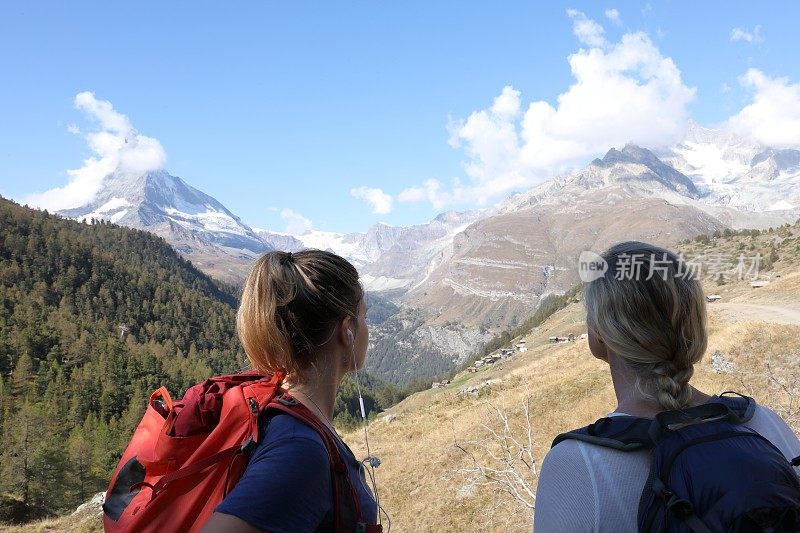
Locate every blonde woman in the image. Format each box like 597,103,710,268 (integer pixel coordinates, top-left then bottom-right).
534,241,800,532
203,250,380,533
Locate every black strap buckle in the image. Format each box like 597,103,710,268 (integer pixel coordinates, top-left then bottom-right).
665,494,695,518
276,395,299,407
240,436,257,455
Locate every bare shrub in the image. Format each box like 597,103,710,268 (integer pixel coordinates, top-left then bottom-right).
731,352,800,434
453,385,537,530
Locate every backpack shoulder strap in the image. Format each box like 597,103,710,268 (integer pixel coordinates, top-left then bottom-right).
130,372,287,501
266,394,376,533
648,396,757,443
715,391,756,423
552,393,758,452
552,416,654,451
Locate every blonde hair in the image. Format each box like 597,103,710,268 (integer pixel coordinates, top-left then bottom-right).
237,249,363,378
583,241,708,411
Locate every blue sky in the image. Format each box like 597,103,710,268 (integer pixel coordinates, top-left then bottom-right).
1,1,799,234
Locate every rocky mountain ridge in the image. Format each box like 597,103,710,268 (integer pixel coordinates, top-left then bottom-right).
53,124,800,384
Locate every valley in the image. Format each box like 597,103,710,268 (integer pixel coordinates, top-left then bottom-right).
49,125,800,386
338,224,800,532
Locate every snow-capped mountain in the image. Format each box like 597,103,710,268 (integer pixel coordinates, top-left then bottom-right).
590,144,701,197
407,144,729,332
712,148,800,212
662,120,762,187
60,170,268,253
57,170,271,283
402,138,799,337
55,123,799,294
498,139,800,226
57,167,483,288
498,144,703,214
252,230,306,254
256,210,482,291
660,121,800,212
358,211,482,290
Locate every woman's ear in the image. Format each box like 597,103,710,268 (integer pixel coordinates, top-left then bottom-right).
588,327,609,362
339,315,354,347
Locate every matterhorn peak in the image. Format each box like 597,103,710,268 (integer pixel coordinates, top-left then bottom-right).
58,169,268,254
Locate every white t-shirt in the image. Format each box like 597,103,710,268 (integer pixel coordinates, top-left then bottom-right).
533,403,800,532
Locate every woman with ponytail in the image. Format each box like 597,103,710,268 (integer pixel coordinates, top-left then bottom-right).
202,249,379,532
534,241,800,532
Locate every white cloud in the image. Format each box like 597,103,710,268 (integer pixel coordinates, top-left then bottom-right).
726,69,800,147
605,8,622,25
403,10,695,209
399,178,463,210
281,208,314,235
25,92,166,211
730,25,764,43
349,186,393,214
435,87,532,206
567,8,606,47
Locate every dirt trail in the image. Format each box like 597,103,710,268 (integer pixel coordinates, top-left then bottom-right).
710,302,800,325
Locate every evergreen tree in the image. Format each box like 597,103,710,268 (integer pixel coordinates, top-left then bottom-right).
0,196,409,519
1,402,37,506
67,425,92,503
11,352,33,397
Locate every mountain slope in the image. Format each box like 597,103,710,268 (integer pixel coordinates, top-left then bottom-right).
57,170,270,284
0,196,246,520
0,197,411,524
367,142,800,385
339,218,800,532
397,146,726,336
410,142,799,320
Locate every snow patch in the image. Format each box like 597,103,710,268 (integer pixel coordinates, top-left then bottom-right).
74,197,132,223
672,142,751,185
97,197,132,212
164,208,246,235
766,200,796,211
296,230,372,265
360,274,411,291
110,209,128,222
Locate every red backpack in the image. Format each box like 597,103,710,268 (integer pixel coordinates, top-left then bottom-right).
103,371,381,532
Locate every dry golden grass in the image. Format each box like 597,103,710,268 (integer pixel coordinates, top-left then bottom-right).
13,296,798,533
0,512,101,533
341,304,604,532
9,230,800,532
342,292,800,533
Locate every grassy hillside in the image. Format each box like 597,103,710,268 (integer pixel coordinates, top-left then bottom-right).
7,218,799,532
340,219,800,532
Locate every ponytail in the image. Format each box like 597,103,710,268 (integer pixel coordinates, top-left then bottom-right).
237,250,362,378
